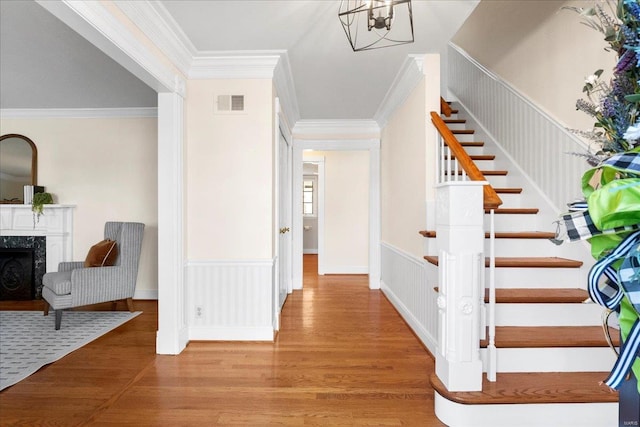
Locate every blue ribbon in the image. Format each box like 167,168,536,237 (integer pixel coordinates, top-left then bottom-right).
587,230,640,390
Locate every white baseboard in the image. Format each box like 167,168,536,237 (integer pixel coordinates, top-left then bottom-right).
303,249,318,254
189,326,274,341
134,289,158,300
321,265,368,274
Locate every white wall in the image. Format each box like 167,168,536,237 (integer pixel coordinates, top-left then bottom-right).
380,78,427,258
185,79,274,260
452,0,613,132
0,116,158,298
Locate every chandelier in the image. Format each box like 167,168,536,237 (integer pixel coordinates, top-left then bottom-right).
338,0,414,52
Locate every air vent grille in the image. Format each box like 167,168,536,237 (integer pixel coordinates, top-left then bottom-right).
216,94,245,113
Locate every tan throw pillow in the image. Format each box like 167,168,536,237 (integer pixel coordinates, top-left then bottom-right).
84,239,118,267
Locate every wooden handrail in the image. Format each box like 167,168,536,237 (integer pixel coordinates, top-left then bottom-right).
440,97,452,117
431,111,503,210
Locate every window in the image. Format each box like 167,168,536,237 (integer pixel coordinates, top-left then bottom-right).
303,176,317,217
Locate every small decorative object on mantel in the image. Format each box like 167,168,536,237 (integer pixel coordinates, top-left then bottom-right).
555,0,640,397
23,185,44,205
32,192,53,227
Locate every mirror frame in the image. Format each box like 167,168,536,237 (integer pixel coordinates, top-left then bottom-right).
0,133,38,192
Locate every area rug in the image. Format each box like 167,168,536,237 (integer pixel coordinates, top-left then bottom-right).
0,310,141,391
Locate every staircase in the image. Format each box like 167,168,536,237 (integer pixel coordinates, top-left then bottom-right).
424,103,620,427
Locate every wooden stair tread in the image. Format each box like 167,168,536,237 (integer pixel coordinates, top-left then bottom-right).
460,141,484,147
430,372,618,405
445,154,496,161
450,109,459,114
420,230,556,239
494,187,522,194
433,287,589,303
481,326,620,348
486,288,589,303
446,170,507,176
443,119,466,124
424,256,583,268
452,129,475,134
487,207,539,214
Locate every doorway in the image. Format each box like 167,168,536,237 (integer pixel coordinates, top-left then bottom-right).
292,139,381,290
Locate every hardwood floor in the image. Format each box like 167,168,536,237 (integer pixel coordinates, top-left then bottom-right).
0,255,444,426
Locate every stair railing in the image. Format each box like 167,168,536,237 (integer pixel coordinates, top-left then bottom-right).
431,111,502,388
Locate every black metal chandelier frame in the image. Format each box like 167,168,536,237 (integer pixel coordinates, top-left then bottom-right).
338,0,414,52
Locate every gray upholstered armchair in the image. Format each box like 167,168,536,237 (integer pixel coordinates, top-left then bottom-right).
42,222,145,329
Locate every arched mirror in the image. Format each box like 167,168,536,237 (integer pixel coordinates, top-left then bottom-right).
0,134,37,204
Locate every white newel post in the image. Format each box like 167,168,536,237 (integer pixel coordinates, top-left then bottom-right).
435,181,485,391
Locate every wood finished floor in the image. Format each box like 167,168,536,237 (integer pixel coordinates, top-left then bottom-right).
0,255,444,426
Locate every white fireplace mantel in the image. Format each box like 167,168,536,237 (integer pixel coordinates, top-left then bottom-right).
0,204,75,272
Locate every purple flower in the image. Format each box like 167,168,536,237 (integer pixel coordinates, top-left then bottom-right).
624,0,640,21
615,49,636,73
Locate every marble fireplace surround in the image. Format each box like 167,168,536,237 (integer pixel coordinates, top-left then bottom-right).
0,205,74,298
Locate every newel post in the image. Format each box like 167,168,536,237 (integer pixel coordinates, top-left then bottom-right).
435,181,485,391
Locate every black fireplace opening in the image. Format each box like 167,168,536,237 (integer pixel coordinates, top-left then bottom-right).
0,236,46,300
0,248,35,300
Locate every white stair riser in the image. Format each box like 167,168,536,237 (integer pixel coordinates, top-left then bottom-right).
453,133,478,142
461,145,487,156
492,303,601,326
471,159,496,169
484,175,510,188
492,267,587,288
445,122,468,130
485,213,540,231
488,238,564,257
480,347,617,373
493,193,521,206
425,237,562,256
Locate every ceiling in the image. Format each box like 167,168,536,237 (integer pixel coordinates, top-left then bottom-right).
0,0,479,120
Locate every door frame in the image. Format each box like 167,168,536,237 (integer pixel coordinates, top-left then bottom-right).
292,139,381,290
274,98,293,331
302,158,325,271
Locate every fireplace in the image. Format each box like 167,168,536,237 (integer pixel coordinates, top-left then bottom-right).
0,248,35,300
0,204,74,300
0,236,46,299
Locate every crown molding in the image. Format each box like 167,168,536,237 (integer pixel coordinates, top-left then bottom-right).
273,52,300,126
293,119,381,136
373,54,425,128
0,108,158,119
190,50,300,127
115,0,196,76
189,51,282,79
36,0,186,97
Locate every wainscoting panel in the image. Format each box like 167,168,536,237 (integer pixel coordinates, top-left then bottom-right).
186,259,275,341
447,43,589,213
381,243,438,354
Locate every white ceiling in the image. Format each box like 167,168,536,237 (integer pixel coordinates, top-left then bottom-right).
0,0,479,120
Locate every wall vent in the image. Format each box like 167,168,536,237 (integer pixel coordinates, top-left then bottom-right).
215,95,245,113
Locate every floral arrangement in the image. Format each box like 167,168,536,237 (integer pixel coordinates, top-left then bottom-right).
561,0,640,393
565,0,640,163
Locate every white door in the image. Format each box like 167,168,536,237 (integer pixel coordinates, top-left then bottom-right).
277,124,292,312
